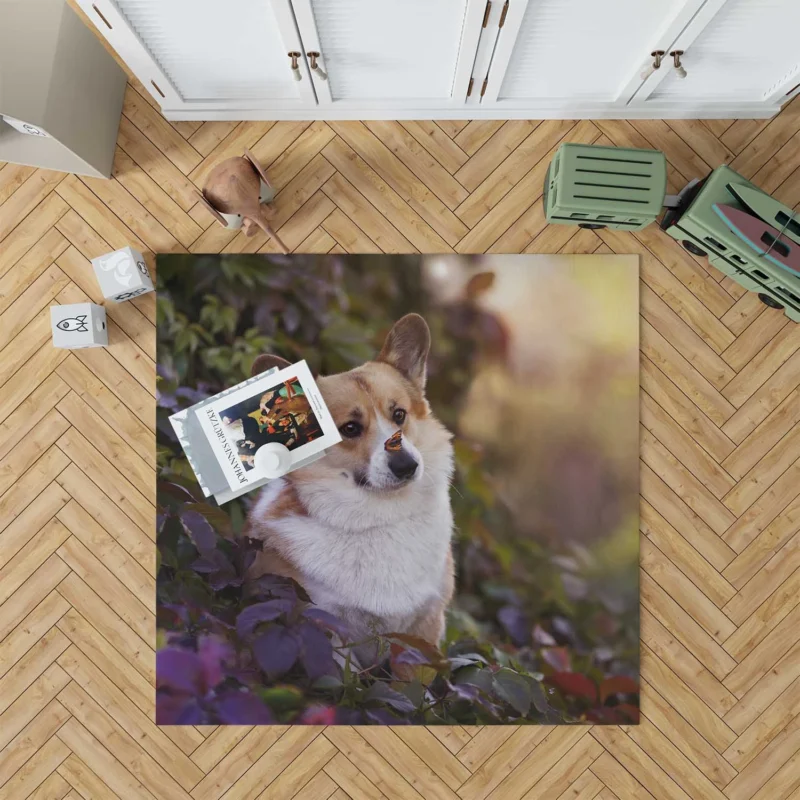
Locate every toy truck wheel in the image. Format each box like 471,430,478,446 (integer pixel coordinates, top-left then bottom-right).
682,240,707,257
578,223,606,230
758,293,784,310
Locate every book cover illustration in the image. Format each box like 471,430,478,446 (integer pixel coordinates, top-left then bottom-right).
170,360,340,504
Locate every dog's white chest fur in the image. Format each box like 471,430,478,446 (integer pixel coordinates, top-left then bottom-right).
253,480,453,623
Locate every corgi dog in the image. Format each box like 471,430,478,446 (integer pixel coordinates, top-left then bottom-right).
246,314,455,652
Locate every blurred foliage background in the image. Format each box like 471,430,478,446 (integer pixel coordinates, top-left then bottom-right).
156,253,640,725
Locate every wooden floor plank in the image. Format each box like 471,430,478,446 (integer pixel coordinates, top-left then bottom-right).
0,698,71,790
364,121,468,210
0,163,36,206
121,85,202,175
329,121,468,246
638,677,737,790
0,228,69,316
400,121,469,175
639,638,737,749
0,668,69,755
455,119,575,229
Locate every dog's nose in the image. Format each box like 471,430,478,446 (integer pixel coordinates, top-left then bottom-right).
388,450,418,480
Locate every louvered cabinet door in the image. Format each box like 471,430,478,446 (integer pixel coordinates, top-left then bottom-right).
633,0,800,109
75,0,316,114
478,0,706,111
289,0,486,109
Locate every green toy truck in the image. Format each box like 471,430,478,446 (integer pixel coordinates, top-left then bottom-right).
544,142,800,322
659,165,800,322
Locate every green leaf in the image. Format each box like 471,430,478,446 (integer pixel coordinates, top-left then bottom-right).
258,685,305,712
401,680,425,708
492,669,532,716
364,682,415,713
312,675,344,692
454,666,494,693
527,677,549,714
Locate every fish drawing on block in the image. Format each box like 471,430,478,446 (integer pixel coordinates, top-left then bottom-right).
56,315,89,333
713,204,800,276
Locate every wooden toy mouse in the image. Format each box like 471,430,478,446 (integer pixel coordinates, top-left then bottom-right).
197,148,289,254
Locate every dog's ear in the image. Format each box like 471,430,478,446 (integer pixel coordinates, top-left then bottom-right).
378,314,431,389
251,354,292,377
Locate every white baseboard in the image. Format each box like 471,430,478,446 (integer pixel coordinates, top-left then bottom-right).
163,103,781,122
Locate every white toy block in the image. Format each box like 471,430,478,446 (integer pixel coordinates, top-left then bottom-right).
91,246,154,302
50,303,107,349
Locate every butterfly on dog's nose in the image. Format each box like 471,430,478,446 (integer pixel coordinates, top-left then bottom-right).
384,430,403,451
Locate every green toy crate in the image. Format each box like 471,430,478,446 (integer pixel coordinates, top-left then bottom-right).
660,165,800,323
544,143,667,231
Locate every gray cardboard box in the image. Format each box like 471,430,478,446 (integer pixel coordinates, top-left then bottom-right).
50,303,107,349
0,0,126,178
91,246,154,302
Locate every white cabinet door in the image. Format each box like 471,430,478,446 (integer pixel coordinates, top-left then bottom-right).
289,0,486,110
75,0,316,113
634,0,800,109
479,0,707,111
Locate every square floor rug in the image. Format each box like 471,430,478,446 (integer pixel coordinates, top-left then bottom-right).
156,253,639,726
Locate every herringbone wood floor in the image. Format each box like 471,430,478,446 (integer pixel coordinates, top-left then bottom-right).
3,58,800,800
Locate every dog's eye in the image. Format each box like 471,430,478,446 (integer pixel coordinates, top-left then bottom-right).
392,408,407,425
339,421,362,438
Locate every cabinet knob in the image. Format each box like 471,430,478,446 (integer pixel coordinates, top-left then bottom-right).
307,52,328,82
640,50,665,81
288,51,302,81
670,50,687,79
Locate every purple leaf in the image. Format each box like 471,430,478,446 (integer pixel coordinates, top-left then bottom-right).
183,503,233,540
158,481,198,502
200,551,240,590
208,571,242,592
446,681,481,701
334,708,365,725
253,626,300,677
197,635,232,690
301,607,350,637
541,646,571,672
498,605,530,646
248,573,299,600
156,692,204,725
551,616,577,643
394,646,430,666
216,691,273,724
157,392,180,412
532,624,557,647
157,648,204,695
297,622,335,680
236,600,294,639
241,549,257,574
181,510,216,553
176,386,209,404
191,555,223,573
